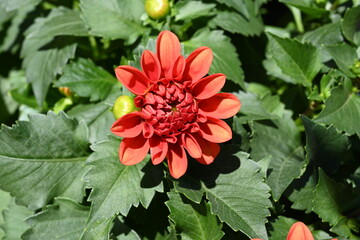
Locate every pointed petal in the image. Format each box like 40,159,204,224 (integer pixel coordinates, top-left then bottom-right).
141,50,161,82
198,116,232,143
172,55,185,80
183,46,213,82
115,66,151,95
167,144,187,179
150,136,168,165
119,135,149,165
193,133,220,165
198,93,241,119
192,73,226,99
156,30,181,78
287,222,314,240
111,112,143,138
181,133,202,159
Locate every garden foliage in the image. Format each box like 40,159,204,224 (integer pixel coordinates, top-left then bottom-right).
0,0,359,239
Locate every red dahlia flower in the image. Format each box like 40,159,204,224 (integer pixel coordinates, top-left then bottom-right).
111,30,241,179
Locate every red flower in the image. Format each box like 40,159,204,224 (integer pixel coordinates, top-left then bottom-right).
286,222,314,240
111,30,241,179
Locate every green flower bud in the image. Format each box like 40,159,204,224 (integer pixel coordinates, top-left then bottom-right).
351,59,360,77
145,0,170,20
112,95,138,119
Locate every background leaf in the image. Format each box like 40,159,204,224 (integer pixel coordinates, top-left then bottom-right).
22,198,89,240
342,5,360,46
0,112,90,210
55,58,118,102
166,191,224,240
325,44,358,78
184,29,245,89
174,0,215,21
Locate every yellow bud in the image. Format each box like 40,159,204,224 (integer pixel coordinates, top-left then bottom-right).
145,0,170,20
112,95,138,119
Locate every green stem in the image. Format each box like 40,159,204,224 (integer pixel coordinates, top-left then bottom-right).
289,6,304,33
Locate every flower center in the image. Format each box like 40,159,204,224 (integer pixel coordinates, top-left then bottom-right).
135,80,202,141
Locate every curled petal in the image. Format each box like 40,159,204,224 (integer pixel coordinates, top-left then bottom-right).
192,73,226,99
141,50,161,82
172,55,186,80
119,135,149,165
167,144,187,179
115,66,151,95
287,222,314,240
198,116,232,143
193,133,220,165
156,30,181,78
142,122,154,138
150,136,168,165
183,46,213,82
111,112,143,138
181,133,202,159
198,93,241,119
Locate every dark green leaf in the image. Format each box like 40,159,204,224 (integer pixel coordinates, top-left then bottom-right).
80,0,146,43
166,192,223,240
55,58,117,102
266,32,322,87
175,0,215,21
288,175,316,213
342,5,360,46
81,216,115,240
268,216,296,240
0,197,32,240
301,22,343,47
250,111,306,200
315,78,360,136
83,138,163,236
21,7,88,106
175,148,271,239
0,112,90,210
22,198,89,240
325,44,358,78
313,169,359,238
184,29,245,89
279,0,328,17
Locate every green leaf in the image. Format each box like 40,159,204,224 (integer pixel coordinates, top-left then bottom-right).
0,190,11,239
342,5,360,46
21,7,88,106
288,175,316,213
0,0,41,11
0,111,90,210
325,44,358,78
250,111,306,200
0,197,32,240
315,78,360,136
80,0,146,43
80,216,115,240
184,29,245,89
279,0,328,17
234,91,285,123
313,169,359,238
300,22,343,47
55,58,117,102
268,216,296,240
114,217,141,240
266,32,322,87
22,198,89,240
82,138,163,237
175,148,271,239
166,192,224,240
301,116,350,172
67,94,117,144
175,0,215,21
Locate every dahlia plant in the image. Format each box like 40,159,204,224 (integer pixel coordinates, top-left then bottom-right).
0,0,359,240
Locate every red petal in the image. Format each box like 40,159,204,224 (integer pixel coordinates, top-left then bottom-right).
167,144,187,179
141,50,161,82
111,112,143,138
119,135,149,165
198,93,241,119
172,55,185,80
181,133,202,159
183,46,213,82
287,222,314,240
192,73,226,99
150,136,168,165
156,30,181,79
198,117,232,143
193,133,220,165
115,66,151,95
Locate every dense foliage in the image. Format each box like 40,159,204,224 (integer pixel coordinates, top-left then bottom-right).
0,0,359,239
